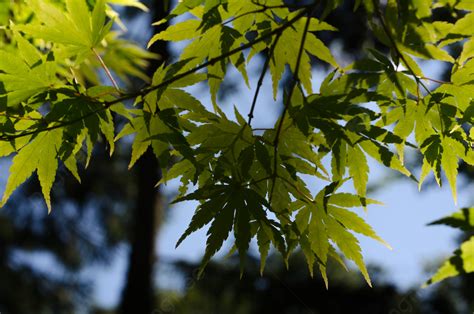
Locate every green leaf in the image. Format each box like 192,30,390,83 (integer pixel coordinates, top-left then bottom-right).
451,12,474,36
0,0,9,25
441,136,459,204
429,207,474,231
305,32,338,68
2,129,63,212
458,37,474,65
63,154,81,183
328,193,383,208
200,196,236,275
420,134,443,186
257,224,271,275
0,50,29,74
331,139,347,181
176,184,271,276
128,121,152,167
13,29,42,67
255,141,272,175
92,0,108,45
269,15,338,98
359,140,411,177
300,231,316,277
148,19,200,47
328,205,391,249
19,0,110,62
326,217,372,286
176,193,226,248
107,0,149,11
0,61,58,107
234,200,251,274
308,206,329,277
425,236,474,286
347,144,369,198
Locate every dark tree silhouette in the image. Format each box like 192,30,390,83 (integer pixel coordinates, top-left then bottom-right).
119,1,170,313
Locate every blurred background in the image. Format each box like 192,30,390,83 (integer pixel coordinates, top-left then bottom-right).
0,1,473,313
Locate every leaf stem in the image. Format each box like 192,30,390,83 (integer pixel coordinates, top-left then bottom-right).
92,47,121,93
419,76,451,85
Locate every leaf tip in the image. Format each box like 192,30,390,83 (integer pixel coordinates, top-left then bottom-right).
323,279,329,290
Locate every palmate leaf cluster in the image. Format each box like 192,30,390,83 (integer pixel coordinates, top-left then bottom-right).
2,0,474,287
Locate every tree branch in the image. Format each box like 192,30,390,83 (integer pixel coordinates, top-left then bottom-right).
248,34,281,126
0,7,312,142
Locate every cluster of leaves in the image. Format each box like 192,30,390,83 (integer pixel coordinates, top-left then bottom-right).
0,0,155,212
3,0,474,287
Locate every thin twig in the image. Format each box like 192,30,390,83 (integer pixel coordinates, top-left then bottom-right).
372,0,446,133
419,76,450,85
372,1,431,94
222,8,267,27
248,34,281,126
252,128,274,131
269,6,314,204
92,47,121,93
0,8,311,142
251,1,316,10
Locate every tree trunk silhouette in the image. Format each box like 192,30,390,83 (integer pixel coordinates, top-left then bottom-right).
119,1,169,313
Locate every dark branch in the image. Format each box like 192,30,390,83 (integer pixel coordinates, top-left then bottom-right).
269,6,315,204
0,7,312,142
